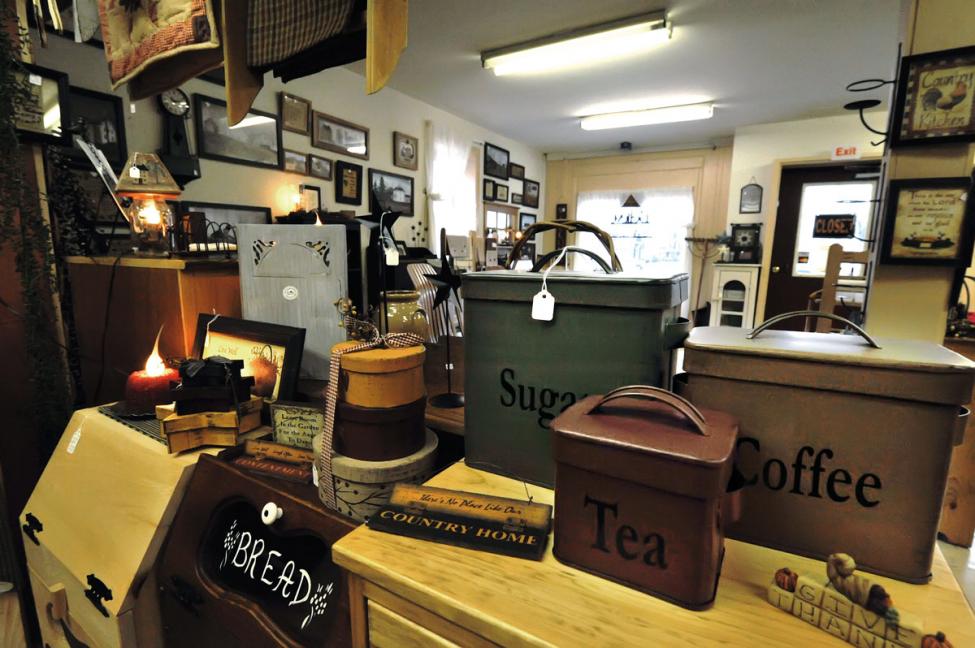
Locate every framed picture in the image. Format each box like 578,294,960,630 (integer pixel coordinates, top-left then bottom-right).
509,163,525,180
893,46,975,147
198,67,225,85
309,154,333,180
335,160,363,205
270,401,325,449
15,63,70,145
312,111,369,159
484,142,510,180
523,179,540,208
65,86,126,170
512,193,522,205
483,179,495,201
280,92,311,135
739,182,763,214
300,184,321,211
194,94,282,169
393,131,419,170
369,168,414,216
495,184,509,202
283,149,308,174
519,213,537,231
176,201,271,251
192,314,305,402
880,177,975,266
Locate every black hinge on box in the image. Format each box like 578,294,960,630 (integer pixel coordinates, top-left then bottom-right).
59,619,91,648
22,512,42,545
164,574,204,616
84,574,112,617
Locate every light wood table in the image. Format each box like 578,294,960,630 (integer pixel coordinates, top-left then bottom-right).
334,461,975,647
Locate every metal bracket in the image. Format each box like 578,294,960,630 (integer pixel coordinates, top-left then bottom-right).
84,574,112,618
22,512,42,546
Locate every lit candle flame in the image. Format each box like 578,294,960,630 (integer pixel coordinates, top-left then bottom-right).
315,213,323,226
144,325,167,376
138,199,162,225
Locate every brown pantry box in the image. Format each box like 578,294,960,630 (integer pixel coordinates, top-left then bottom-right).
682,313,975,583
155,454,357,647
551,385,738,609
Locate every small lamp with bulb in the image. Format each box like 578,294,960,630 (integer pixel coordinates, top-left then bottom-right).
115,152,182,252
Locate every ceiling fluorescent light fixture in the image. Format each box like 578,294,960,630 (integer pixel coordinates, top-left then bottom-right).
481,10,670,76
581,102,714,130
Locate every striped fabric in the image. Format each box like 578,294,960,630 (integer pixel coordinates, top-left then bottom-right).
407,263,464,342
317,321,424,510
247,0,356,67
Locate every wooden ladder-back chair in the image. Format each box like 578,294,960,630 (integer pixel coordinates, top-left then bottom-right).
806,244,870,333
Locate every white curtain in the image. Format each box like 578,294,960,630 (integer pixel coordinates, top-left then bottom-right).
573,188,695,280
425,121,475,253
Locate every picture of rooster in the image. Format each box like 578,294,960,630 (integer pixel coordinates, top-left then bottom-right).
921,80,968,111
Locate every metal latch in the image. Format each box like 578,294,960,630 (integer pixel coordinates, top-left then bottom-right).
84,574,112,617
21,512,42,545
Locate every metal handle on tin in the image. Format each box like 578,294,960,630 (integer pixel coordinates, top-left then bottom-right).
747,310,881,349
588,385,709,436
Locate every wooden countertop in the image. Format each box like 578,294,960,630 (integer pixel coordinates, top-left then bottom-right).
333,461,975,646
64,255,238,271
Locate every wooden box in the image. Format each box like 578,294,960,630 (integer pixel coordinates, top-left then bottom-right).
333,342,425,408
237,224,349,380
683,321,975,582
157,396,263,454
19,408,215,648
551,386,738,609
155,455,356,647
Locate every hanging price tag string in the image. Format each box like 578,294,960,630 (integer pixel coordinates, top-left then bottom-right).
532,246,585,321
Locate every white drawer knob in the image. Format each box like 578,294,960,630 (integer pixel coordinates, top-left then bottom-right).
261,502,283,525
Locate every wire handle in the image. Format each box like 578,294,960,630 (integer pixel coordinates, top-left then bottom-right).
587,385,709,436
746,310,881,349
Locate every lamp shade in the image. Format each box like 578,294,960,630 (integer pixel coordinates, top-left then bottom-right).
115,152,182,197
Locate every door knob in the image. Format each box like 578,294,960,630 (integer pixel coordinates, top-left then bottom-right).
772,266,781,273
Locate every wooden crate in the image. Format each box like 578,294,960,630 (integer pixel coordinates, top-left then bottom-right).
156,397,263,454
19,408,216,648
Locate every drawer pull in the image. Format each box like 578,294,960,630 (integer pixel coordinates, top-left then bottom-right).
22,512,42,545
261,501,284,525
84,574,112,617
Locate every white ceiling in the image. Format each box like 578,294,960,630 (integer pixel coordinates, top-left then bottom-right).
353,0,901,155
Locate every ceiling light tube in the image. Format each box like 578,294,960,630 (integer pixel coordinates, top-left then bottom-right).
482,11,670,77
580,102,714,130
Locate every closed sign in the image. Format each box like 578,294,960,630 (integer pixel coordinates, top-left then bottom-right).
813,214,856,238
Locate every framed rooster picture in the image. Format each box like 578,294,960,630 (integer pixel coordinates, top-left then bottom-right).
892,45,975,147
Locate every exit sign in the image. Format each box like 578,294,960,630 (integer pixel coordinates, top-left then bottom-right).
831,145,861,161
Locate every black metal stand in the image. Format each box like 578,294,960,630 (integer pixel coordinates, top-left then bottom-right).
428,333,464,408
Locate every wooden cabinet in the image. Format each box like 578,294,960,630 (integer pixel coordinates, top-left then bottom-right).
65,257,240,405
334,462,975,646
709,263,760,328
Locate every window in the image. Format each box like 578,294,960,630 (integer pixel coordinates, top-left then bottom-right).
426,122,475,253
792,181,876,279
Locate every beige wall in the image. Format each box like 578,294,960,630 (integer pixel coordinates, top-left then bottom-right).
867,0,975,342
34,36,545,243
544,146,732,308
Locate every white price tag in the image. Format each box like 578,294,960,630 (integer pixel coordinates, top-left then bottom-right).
384,246,400,266
28,74,42,86
128,166,141,179
66,429,81,454
532,289,555,321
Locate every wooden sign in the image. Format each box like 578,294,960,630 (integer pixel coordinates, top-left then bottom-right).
813,214,856,239
244,439,316,465
366,484,552,560
881,178,975,266
894,45,975,146
271,401,325,449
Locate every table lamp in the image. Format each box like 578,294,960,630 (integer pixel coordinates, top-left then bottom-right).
115,152,181,252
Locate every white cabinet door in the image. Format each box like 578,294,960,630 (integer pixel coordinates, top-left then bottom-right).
709,266,760,328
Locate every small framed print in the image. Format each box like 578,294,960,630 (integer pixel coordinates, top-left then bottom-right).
368,168,414,217
283,149,308,174
312,111,369,159
15,63,70,145
393,131,419,170
483,178,495,201
335,160,363,205
523,179,540,208
280,92,311,135
739,182,763,214
270,401,324,449
893,46,975,147
308,154,332,180
509,163,525,180
519,212,536,230
300,184,321,211
495,184,509,202
195,94,281,169
484,142,510,180
512,193,522,205
880,177,975,266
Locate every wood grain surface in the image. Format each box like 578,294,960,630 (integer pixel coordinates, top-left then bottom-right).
334,461,975,647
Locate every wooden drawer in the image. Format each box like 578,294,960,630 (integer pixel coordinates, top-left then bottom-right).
367,601,457,648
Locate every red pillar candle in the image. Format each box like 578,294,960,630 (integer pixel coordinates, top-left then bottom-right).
124,343,178,413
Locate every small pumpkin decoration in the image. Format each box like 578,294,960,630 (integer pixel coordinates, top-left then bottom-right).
922,631,953,648
774,567,797,592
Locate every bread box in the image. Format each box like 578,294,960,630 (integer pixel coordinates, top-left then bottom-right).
333,341,425,408
155,454,356,647
551,385,738,609
682,312,975,582
19,408,215,648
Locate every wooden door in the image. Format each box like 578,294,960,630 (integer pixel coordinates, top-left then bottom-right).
765,164,878,329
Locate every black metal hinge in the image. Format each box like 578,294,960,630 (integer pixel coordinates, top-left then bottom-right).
21,512,42,545
84,574,112,617
164,574,204,616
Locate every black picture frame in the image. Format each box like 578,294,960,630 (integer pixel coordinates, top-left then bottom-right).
523,178,540,209
194,93,282,170
63,85,127,171
512,193,522,205
174,201,271,252
484,142,510,180
483,179,495,201
192,314,305,402
335,160,363,205
369,168,415,217
880,177,975,267
509,163,525,180
892,45,975,148
308,154,333,181
15,63,71,145
300,184,322,211
519,213,537,231
312,111,369,160
495,183,509,202
739,183,763,214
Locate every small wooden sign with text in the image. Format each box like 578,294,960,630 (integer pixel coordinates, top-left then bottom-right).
367,484,553,560
270,401,325,449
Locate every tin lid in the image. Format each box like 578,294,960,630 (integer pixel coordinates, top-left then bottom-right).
462,270,688,310
552,386,738,498
333,341,425,373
